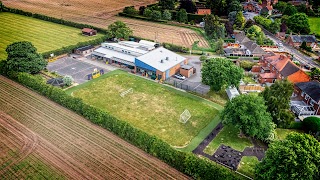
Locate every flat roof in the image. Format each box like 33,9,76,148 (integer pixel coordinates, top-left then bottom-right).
136,47,186,72
93,47,136,63
102,42,148,55
181,64,193,70
226,87,240,100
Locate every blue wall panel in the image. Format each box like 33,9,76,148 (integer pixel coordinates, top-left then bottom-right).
166,69,170,78
135,58,157,72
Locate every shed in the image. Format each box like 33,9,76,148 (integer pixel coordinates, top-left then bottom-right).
82,28,97,36
226,87,240,100
180,65,194,78
74,45,95,55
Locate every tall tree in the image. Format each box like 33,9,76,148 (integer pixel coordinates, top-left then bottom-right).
221,94,275,141
204,14,226,39
283,5,298,16
159,0,175,10
310,68,320,80
0,1,4,12
107,21,133,39
255,133,320,180
228,0,242,14
206,0,228,16
143,8,152,18
5,42,47,74
274,1,288,12
151,10,162,20
233,11,245,30
179,0,197,13
162,10,172,20
176,8,188,23
261,80,294,128
287,13,310,34
202,58,243,91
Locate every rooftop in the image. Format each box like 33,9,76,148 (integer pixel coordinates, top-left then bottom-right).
226,87,240,100
260,73,277,79
289,35,317,43
82,28,96,33
136,47,186,72
287,70,310,83
295,81,320,102
93,47,136,63
76,45,95,52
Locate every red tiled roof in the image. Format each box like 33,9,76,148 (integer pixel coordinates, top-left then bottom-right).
82,28,95,33
260,73,277,79
287,70,310,83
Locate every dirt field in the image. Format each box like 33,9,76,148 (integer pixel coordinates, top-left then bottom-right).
2,0,209,48
0,76,190,179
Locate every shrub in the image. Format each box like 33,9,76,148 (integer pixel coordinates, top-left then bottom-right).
302,116,320,133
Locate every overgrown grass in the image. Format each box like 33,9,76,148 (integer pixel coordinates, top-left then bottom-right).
204,125,253,155
205,90,229,106
68,70,221,147
237,156,259,178
275,128,301,140
309,17,320,37
0,12,104,59
243,74,256,84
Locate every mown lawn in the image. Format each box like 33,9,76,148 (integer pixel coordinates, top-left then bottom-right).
68,70,220,146
309,17,320,37
204,125,253,155
237,156,260,178
275,128,301,140
0,12,104,60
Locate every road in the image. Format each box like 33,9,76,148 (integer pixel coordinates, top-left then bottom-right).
260,26,319,68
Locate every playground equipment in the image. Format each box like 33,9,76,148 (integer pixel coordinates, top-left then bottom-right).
48,53,57,62
87,68,104,80
180,109,191,124
120,88,133,97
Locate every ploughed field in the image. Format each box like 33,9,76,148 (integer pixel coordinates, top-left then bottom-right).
68,70,219,147
2,0,209,48
0,12,104,60
0,76,189,179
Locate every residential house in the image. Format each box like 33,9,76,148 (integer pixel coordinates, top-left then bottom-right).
286,35,319,52
291,81,320,116
242,0,261,13
195,4,211,15
260,4,273,15
258,54,310,83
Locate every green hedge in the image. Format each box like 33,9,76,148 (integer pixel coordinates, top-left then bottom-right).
1,71,243,180
163,42,190,53
118,12,168,23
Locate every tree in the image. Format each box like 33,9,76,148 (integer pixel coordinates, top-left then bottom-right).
221,94,275,141
228,11,237,25
176,9,188,23
123,6,138,15
261,80,294,128
240,60,255,71
246,25,265,44
107,21,133,40
228,0,242,14
310,68,320,80
143,8,152,18
283,5,298,16
287,13,310,34
159,0,175,10
206,0,228,16
233,11,245,30
202,58,243,91
180,0,197,13
162,10,172,20
215,38,224,55
0,1,4,12
151,10,162,20
5,42,47,74
204,14,226,39
139,6,146,15
63,75,74,86
274,1,288,12
269,19,281,34
302,116,320,133
255,133,320,180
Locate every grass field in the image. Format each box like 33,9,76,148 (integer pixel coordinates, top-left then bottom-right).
275,128,301,140
309,17,320,37
68,70,220,147
237,156,259,178
204,125,253,155
0,12,104,59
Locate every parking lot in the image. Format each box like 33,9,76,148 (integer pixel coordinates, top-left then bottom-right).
47,57,109,84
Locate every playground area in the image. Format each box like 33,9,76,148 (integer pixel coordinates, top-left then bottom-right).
47,57,108,84
66,70,221,147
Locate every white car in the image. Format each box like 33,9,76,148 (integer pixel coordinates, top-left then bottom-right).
174,74,186,80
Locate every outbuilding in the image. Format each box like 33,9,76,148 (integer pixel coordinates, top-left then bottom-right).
180,65,194,78
82,28,97,36
74,45,95,55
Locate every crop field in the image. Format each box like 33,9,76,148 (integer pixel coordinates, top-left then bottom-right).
309,17,320,37
3,0,209,48
0,12,104,59
68,70,220,147
0,76,189,179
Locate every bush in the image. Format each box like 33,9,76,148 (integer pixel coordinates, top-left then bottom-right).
162,43,189,53
240,60,256,71
302,116,320,133
0,71,243,180
123,6,138,16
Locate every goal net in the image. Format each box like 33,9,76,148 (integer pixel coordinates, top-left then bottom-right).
180,109,191,124
120,88,133,97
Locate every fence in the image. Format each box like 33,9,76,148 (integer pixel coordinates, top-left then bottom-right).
165,78,210,95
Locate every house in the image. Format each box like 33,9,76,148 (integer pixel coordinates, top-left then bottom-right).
288,0,310,7
291,81,320,116
195,4,211,15
242,0,261,13
92,40,188,80
258,54,310,83
260,4,273,15
74,45,95,55
225,32,266,57
286,35,319,52
82,28,97,36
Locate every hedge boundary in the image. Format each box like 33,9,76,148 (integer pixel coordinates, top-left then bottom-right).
0,68,244,180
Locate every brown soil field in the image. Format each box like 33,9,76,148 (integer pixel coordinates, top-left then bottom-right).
2,0,209,48
0,76,190,179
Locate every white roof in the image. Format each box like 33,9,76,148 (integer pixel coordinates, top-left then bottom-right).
139,40,157,47
93,47,136,63
102,42,148,55
118,41,141,48
136,47,186,72
226,87,240,100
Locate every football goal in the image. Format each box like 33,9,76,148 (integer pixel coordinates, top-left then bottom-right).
120,88,133,97
180,109,191,124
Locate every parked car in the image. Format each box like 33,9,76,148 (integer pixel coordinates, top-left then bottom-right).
304,64,311,70
174,74,186,80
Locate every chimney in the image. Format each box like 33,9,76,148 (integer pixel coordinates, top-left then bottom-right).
165,57,169,60
161,59,164,63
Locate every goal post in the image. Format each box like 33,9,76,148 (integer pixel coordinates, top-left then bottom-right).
180,109,191,124
120,88,133,97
